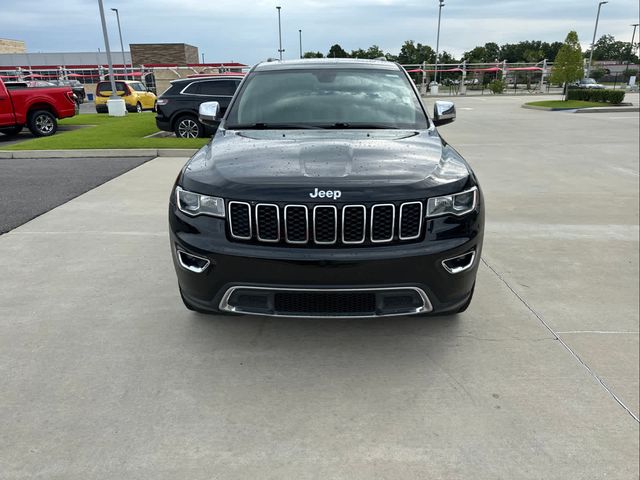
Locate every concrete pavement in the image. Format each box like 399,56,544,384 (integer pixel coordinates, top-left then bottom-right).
0,95,638,478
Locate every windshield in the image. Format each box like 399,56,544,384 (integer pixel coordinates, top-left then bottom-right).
225,68,429,129
583,78,596,84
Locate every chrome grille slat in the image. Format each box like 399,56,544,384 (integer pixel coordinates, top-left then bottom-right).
313,205,338,244
228,201,422,246
228,201,252,240
399,201,423,240
370,204,395,243
255,203,280,242
284,205,309,244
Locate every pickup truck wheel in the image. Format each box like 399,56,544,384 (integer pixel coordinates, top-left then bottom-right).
28,110,57,137
1,125,23,137
174,115,203,138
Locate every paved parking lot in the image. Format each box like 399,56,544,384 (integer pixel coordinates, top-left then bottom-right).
0,156,152,234
0,95,638,479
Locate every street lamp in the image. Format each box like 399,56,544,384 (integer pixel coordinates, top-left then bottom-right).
587,1,608,77
434,0,445,85
276,6,284,60
97,0,125,115
299,29,303,59
110,8,128,78
626,23,639,78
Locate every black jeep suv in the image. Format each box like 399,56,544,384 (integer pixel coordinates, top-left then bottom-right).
155,76,243,138
169,59,484,318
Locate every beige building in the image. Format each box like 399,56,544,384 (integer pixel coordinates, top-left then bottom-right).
0,38,26,54
130,43,199,66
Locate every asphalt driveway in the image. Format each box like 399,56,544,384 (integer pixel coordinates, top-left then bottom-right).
0,156,152,234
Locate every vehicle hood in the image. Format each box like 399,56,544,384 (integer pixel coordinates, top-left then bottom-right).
179,128,471,202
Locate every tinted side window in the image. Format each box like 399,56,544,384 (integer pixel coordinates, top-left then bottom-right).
198,80,237,96
182,82,200,94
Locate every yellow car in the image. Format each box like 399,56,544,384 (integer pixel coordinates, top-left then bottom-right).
95,80,156,113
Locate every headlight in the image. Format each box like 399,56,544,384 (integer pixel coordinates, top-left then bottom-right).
426,187,477,217
176,186,225,217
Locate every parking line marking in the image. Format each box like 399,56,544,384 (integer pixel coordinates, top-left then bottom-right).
482,257,640,424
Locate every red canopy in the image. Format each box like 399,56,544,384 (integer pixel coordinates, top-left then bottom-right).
507,66,543,71
109,72,143,77
467,67,501,72
405,68,463,73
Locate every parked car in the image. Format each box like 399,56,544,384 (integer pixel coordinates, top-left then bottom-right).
0,77,77,137
574,78,605,89
50,79,86,103
155,76,243,138
169,59,484,317
95,80,156,113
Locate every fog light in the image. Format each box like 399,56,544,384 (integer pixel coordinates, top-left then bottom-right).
176,249,210,273
442,250,476,274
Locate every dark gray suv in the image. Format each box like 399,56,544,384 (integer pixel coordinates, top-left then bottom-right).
155,76,243,138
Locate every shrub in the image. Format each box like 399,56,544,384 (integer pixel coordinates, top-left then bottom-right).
488,79,505,94
566,88,625,104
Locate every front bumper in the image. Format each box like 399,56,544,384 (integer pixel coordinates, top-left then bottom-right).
169,199,484,317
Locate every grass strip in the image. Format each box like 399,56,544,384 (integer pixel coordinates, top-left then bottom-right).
5,113,208,150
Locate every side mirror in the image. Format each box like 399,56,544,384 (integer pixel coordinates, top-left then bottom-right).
199,101,220,126
433,100,456,126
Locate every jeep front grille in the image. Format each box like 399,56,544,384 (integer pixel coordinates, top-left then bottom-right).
228,201,424,246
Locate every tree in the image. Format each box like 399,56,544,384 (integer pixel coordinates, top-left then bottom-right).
350,45,386,59
586,34,639,63
550,31,583,99
437,51,457,64
303,51,324,58
327,44,349,58
397,40,435,64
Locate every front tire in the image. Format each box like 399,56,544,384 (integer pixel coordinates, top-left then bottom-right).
174,115,203,138
27,110,57,137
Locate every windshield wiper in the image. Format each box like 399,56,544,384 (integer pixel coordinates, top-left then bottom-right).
226,123,323,130
325,122,401,129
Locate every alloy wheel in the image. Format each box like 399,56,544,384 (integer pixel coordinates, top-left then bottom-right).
178,119,200,138
35,114,54,134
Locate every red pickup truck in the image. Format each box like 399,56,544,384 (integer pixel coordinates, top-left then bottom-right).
0,78,77,137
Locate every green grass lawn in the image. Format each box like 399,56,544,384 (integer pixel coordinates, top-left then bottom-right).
525,100,609,109
5,112,209,150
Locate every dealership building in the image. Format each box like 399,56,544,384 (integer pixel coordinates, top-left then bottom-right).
0,42,247,95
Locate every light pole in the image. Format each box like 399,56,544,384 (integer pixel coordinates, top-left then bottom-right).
299,29,303,59
434,0,445,85
627,24,639,72
110,8,128,78
276,6,284,60
587,1,608,77
98,0,124,115
202,52,205,64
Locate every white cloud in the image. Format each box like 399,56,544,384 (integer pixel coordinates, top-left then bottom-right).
1,0,638,64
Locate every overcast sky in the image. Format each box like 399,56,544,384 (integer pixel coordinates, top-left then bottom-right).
2,0,638,64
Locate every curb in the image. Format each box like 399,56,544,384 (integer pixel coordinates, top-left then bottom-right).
574,106,639,113
522,104,639,113
0,148,199,159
